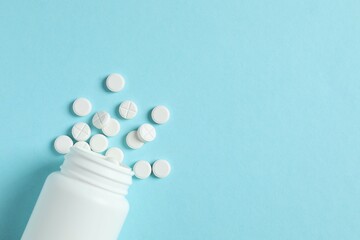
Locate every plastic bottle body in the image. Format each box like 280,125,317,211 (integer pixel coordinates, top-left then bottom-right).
21,148,133,240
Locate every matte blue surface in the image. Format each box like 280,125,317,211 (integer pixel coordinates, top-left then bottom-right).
1,1,360,239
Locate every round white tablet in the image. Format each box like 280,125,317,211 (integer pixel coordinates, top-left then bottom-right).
151,105,170,124
72,98,92,117
92,111,110,129
71,122,91,141
74,141,91,151
133,160,152,179
102,118,120,137
137,123,156,142
126,131,144,149
119,100,138,120
89,134,108,152
54,135,73,154
106,73,125,92
152,160,171,178
105,147,124,163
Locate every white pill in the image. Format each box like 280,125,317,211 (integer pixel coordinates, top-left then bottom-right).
74,141,91,151
71,122,91,141
152,160,171,178
72,98,92,117
137,123,156,142
119,100,138,119
54,135,73,154
92,111,110,129
89,134,108,152
151,105,170,124
106,73,125,92
102,118,120,137
126,131,144,149
133,160,152,179
105,147,124,163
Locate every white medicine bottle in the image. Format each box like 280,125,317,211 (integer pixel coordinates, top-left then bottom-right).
21,147,133,240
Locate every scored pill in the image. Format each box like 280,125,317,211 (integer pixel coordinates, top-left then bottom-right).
137,123,156,142
71,122,91,141
119,100,138,120
92,111,110,129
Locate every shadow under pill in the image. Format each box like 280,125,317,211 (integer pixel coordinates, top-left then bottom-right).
147,109,154,123
68,100,77,117
122,134,132,150
101,76,112,93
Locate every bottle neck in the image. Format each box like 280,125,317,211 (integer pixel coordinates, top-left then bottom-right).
61,147,133,196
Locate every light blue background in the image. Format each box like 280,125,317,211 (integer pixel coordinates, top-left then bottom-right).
1,0,360,239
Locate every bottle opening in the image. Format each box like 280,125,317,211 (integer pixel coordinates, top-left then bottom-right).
61,147,133,195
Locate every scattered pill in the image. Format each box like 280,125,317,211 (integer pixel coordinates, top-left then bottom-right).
71,122,91,141
74,141,91,151
89,134,108,152
119,100,138,120
152,160,171,178
106,73,125,92
57,74,173,182
133,160,152,179
92,111,110,129
137,123,156,142
54,135,73,154
151,106,170,124
126,131,144,149
102,118,120,137
105,147,124,163
72,98,92,117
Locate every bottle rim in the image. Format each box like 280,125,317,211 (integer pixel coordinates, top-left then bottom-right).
61,147,133,195
71,147,134,176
